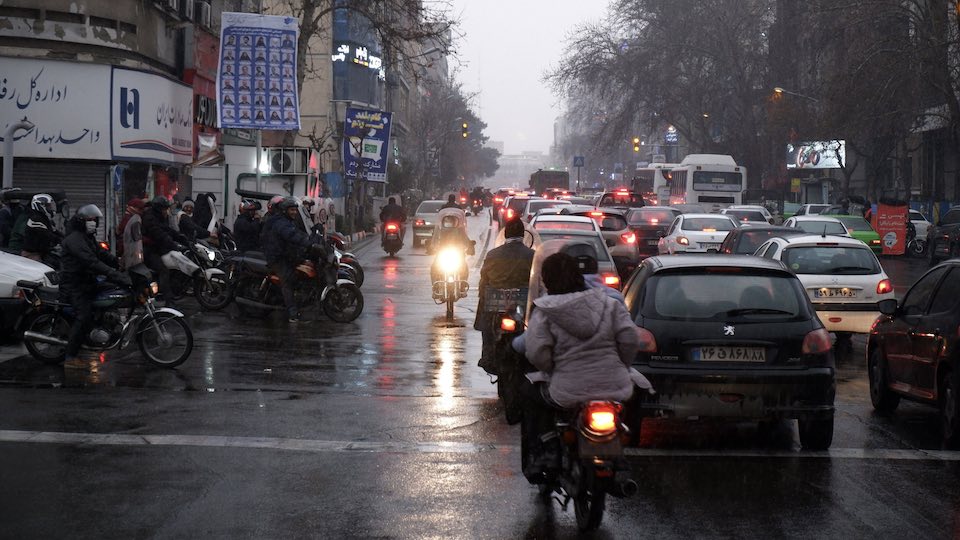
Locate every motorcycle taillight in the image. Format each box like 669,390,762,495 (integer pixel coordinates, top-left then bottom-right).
581,401,621,440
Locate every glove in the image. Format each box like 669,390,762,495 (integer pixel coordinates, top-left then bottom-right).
110,271,133,288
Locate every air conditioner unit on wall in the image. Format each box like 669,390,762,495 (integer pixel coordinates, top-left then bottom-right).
269,148,309,175
180,0,194,21
196,1,212,28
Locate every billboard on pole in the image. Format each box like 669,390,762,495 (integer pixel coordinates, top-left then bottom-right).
786,140,846,169
217,12,300,130
342,107,392,183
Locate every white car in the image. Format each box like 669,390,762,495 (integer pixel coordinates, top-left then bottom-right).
793,204,831,216
529,214,601,233
909,209,932,239
754,234,894,334
0,251,57,341
520,198,572,222
658,213,739,254
723,204,774,224
783,215,850,236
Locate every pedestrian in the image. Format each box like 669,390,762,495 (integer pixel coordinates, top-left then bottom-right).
0,195,25,247
120,199,145,270
116,198,145,261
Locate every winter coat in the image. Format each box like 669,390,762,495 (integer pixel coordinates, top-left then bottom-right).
524,287,640,408
7,211,28,252
142,207,184,256
121,214,144,270
263,215,312,264
0,204,23,247
178,212,210,241
22,210,60,255
233,213,261,252
474,239,534,331
61,229,124,294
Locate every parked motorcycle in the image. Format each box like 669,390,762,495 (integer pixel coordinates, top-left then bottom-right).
432,246,469,319
327,232,364,287
228,246,363,323
17,265,194,368
165,242,231,311
906,220,927,257
381,222,403,257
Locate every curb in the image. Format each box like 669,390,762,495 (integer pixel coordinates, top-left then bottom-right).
347,225,381,246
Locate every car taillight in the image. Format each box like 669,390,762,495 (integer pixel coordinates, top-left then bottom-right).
636,326,657,352
650,218,659,225
621,232,636,244
385,223,398,232
590,211,604,217
602,273,620,289
494,197,503,203
582,401,621,437
506,209,515,220
877,279,892,295
678,236,689,246
802,328,832,355
415,219,425,226
871,239,881,245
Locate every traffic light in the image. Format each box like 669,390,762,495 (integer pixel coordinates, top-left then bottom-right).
462,122,469,138
632,137,640,152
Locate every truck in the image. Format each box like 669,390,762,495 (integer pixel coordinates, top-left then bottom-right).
529,169,570,197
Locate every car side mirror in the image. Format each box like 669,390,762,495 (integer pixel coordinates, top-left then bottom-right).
606,238,617,248
877,298,897,316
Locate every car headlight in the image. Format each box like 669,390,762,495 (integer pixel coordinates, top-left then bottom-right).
437,248,462,273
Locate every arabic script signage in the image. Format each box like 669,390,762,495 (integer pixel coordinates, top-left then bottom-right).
111,67,194,164
0,56,111,160
342,107,392,183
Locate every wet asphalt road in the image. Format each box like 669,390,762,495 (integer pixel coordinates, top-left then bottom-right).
1,216,959,539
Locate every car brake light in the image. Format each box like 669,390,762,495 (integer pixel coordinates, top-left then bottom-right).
871,239,881,245
802,328,832,355
650,218,659,225
703,228,717,232
636,326,657,352
816,242,838,246
415,219,425,226
621,232,636,244
494,197,503,203
583,401,620,436
506,208,515,220
590,211,604,217
602,274,621,289
877,279,892,295
678,236,689,245
385,223,398,232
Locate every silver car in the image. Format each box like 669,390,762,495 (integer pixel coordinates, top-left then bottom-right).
412,200,445,247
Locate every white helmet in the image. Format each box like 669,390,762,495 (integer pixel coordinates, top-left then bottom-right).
31,194,55,220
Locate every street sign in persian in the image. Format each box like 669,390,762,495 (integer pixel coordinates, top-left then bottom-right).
342,107,392,183
217,12,300,130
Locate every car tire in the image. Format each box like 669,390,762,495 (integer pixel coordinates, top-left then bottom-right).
928,240,942,267
798,414,834,451
868,348,900,414
940,369,960,449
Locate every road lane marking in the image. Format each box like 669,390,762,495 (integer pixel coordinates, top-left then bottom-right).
1,429,959,461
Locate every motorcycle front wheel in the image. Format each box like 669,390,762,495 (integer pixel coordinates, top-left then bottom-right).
573,464,606,531
137,312,193,368
446,296,454,319
322,283,364,323
23,312,69,365
195,275,232,311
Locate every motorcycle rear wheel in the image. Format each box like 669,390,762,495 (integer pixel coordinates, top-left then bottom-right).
195,275,232,311
23,312,69,365
322,283,364,323
573,465,606,531
348,261,365,287
137,313,193,368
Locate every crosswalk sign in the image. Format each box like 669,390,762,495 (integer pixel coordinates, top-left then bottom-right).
573,156,585,167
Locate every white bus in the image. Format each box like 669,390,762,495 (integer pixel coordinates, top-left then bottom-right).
667,154,746,212
633,163,679,206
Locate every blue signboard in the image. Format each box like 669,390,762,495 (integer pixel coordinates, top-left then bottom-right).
342,107,392,183
217,13,300,130
573,155,584,167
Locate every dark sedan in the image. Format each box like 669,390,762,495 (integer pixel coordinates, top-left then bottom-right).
625,206,681,259
868,260,960,447
622,255,836,449
926,205,960,266
719,225,806,255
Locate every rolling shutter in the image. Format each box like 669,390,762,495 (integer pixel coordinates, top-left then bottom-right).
12,159,109,215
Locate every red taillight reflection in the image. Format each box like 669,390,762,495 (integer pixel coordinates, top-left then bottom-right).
385,223,398,232
602,274,620,289
621,232,636,244
636,326,657,352
415,219,425,226
877,279,893,295
802,328,832,355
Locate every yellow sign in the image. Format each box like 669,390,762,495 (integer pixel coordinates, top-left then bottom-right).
790,177,801,193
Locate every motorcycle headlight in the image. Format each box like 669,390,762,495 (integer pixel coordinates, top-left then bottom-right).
437,248,462,273
207,250,216,261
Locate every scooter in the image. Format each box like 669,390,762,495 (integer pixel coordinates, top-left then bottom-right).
381,222,403,257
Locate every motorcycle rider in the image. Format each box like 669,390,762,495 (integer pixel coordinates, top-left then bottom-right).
259,195,286,247
521,252,640,474
178,199,213,242
0,194,25,247
21,194,62,266
429,213,475,284
142,196,194,304
379,196,407,241
234,199,262,253
441,194,461,210
263,197,323,322
475,218,534,374
60,205,132,363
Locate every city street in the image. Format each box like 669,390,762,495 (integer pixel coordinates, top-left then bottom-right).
1,216,958,539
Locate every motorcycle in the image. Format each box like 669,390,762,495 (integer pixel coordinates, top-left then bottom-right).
381,221,403,257
497,310,636,532
470,199,484,216
906,220,927,257
432,246,469,319
327,231,364,287
17,265,194,368
165,242,231,311
228,246,364,323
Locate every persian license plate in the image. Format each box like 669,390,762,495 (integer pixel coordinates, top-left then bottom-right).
814,288,857,298
701,243,720,250
694,346,766,362
647,240,659,246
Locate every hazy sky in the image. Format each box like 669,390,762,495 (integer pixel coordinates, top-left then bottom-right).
448,0,602,156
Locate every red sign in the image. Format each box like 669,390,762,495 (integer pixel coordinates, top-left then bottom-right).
876,204,907,256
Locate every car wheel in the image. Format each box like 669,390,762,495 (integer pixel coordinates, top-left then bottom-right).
940,370,960,449
868,348,900,414
928,239,942,267
798,413,834,450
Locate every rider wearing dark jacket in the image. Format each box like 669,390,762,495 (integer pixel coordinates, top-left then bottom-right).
441,194,461,210
177,200,211,241
60,205,131,362
234,200,262,252
142,197,187,301
379,197,407,223
21,194,61,265
263,198,318,322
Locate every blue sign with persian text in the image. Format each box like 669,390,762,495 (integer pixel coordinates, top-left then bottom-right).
342,107,392,183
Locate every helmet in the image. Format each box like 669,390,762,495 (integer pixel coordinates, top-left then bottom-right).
267,195,284,212
31,193,55,220
181,199,195,211
301,196,316,207
277,197,299,212
149,196,172,209
240,199,261,213
441,215,458,228
72,204,104,229
560,242,599,275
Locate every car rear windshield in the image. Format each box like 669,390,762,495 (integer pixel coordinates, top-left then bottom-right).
533,220,595,231
681,217,736,232
508,198,532,212
416,201,443,213
807,205,829,214
735,230,801,254
527,200,570,214
599,192,645,207
782,246,881,274
836,216,875,232
642,272,805,321
571,212,628,231
626,208,679,225
537,233,611,260
795,220,847,235
725,210,767,222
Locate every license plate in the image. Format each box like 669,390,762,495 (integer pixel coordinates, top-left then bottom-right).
647,240,659,246
701,243,720,250
814,288,857,298
694,346,766,362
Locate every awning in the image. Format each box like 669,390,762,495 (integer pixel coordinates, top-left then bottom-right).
189,149,225,169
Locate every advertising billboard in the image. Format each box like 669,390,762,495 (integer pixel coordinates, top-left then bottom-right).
342,107,392,183
786,140,846,169
111,67,194,164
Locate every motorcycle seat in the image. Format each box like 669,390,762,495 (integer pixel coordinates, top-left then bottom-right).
244,257,270,274
244,250,265,260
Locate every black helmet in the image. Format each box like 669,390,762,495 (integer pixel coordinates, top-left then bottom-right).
150,195,172,209
277,197,299,212
240,199,261,213
560,242,599,275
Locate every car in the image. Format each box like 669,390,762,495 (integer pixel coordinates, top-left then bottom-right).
718,225,806,255
529,214,600,233
498,194,535,227
624,206,682,259
491,188,518,215
793,204,831,217
670,203,708,214
782,215,850,236
926,205,960,266
754,234,894,352
519,198,572,222
533,228,622,288
412,200,445,247
868,260,960,447
721,207,773,225
658,213,739,254
0,251,58,342
621,255,836,450
831,215,882,254
594,189,646,210
560,207,640,279
909,209,932,240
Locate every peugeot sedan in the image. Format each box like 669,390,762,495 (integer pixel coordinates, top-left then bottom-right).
658,213,739,254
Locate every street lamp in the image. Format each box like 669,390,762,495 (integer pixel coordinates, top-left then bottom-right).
2,118,35,189
773,86,819,103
